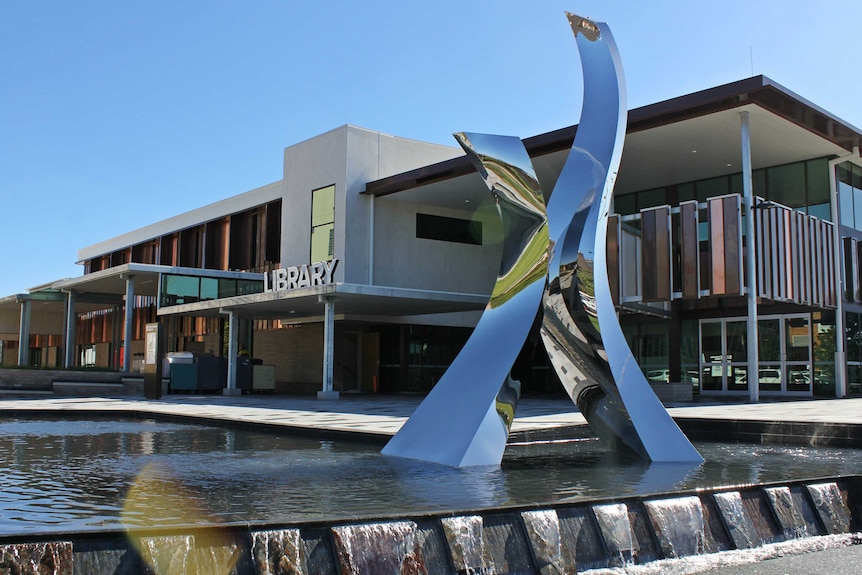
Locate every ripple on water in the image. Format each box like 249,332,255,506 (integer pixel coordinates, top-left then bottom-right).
0,417,860,533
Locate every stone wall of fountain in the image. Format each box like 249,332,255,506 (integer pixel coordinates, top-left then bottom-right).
1,476,859,574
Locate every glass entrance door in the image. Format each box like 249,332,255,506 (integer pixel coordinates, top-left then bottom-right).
783,315,812,394
699,319,748,394
699,315,812,396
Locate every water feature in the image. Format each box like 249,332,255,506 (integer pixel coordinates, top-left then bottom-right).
1,416,861,534
807,482,853,534
0,416,860,574
642,497,706,559
712,491,763,549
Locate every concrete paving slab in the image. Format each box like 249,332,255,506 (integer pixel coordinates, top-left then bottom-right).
0,394,860,443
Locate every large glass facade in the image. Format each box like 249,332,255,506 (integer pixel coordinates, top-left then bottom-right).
615,158,831,219
160,274,263,307
838,163,862,231
693,315,821,395
622,321,669,382
844,311,862,395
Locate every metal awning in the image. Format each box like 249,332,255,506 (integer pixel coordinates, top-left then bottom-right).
158,283,489,320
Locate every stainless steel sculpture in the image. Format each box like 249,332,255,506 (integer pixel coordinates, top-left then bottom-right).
381,134,549,466
541,13,702,463
383,13,703,466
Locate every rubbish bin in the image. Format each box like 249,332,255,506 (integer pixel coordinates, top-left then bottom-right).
166,352,195,393
236,356,253,392
197,356,227,391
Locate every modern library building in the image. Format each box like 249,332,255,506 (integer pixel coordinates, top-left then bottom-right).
2,76,861,399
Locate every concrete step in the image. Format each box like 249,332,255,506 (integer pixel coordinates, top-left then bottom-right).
53,381,125,396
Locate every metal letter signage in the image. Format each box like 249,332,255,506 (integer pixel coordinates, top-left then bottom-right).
264,260,339,293
382,13,703,466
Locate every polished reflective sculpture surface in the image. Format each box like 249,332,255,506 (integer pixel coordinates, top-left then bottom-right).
383,13,702,466
381,134,549,467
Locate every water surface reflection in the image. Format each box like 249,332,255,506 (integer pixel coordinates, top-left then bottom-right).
1,417,859,534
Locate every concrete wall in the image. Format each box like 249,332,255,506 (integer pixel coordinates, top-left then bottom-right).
341,127,463,285
372,199,501,293
0,368,123,391
280,125,465,286
280,127,349,275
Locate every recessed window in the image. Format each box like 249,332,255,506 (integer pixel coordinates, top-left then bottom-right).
416,213,482,245
311,185,335,261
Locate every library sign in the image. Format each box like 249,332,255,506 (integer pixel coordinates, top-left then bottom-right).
264,259,339,293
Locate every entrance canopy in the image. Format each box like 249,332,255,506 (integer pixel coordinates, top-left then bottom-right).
157,283,489,321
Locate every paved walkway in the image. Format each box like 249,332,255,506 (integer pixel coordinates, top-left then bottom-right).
0,393,860,440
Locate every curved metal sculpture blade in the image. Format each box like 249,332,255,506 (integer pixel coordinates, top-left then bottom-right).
381,133,549,467
542,13,702,462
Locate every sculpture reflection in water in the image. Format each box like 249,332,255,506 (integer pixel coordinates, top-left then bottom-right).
382,13,703,466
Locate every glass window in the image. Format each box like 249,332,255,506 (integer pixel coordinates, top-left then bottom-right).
729,173,743,196
806,158,830,216
725,320,747,363
311,185,335,228
237,280,263,295
758,319,781,362
839,180,855,228
847,312,862,363
637,188,666,210
753,169,766,197
311,185,336,261
767,163,805,208
311,223,335,262
700,322,723,392
785,316,810,362
695,177,728,202
680,319,699,365
838,164,855,228
613,193,637,215
218,278,237,298
162,275,199,306
853,164,862,192
677,182,695,203
416,213,483,245
200,278,219,301
853,186,862,232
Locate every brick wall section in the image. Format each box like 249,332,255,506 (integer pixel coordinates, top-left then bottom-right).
0,369,123,391
254,325,324,393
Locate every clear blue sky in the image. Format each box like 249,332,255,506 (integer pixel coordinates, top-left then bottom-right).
1,0,860,296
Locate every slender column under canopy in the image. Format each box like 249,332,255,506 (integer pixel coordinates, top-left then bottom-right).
318,295,339,400
17,299,30,367
223,309,240,395
741,110,760,402
123,275,135,372
64,290,76,368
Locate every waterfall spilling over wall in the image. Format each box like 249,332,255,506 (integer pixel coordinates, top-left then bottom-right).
1,476,859,574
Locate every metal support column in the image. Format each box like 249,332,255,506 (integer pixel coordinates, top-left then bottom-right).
123,275,135,372
223,309,240,396
741,111,760,402
17,299,31,367
828,152,854,398
64,291,76,368
318,295,339,400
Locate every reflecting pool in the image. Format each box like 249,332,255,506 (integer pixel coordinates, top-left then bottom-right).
1,417,860,534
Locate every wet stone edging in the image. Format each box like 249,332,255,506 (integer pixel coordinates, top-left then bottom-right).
0,476,859,574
